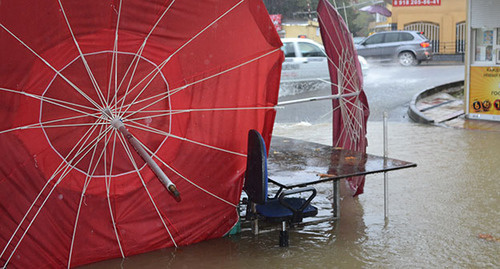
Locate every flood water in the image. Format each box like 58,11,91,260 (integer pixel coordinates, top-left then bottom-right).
83,121,499,268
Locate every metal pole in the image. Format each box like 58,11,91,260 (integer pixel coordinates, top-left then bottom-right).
333,179,340,219
111,118,180,198
276,92,359,106
383,112,388,220
251,203,259,235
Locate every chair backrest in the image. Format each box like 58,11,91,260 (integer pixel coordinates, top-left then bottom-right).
244,129,268,204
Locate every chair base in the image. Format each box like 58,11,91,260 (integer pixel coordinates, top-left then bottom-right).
279,230,289,247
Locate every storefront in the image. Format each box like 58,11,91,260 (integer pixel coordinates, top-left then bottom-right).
465,0,500,121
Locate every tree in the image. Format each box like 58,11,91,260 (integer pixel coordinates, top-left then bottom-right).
262,0,372,36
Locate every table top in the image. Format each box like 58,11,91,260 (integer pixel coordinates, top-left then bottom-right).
267,136,417,189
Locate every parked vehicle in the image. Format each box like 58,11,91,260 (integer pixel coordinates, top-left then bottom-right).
280,38,368,83
352,36,365,45
354,31,433,66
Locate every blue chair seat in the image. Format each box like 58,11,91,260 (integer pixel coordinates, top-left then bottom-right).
256,197,318,223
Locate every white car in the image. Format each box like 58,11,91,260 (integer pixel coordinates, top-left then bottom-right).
280,38,368,83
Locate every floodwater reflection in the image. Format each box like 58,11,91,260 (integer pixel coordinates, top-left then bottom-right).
82,122,499,268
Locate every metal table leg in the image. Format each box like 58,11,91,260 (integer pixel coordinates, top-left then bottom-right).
333,179,340,219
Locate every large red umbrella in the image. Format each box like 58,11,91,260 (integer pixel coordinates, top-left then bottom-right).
0,0,283,267
317,0,370,196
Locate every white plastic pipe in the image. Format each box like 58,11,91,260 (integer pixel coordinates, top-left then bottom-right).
111,118,180,198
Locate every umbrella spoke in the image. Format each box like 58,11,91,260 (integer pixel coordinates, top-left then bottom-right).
0,24,103,110
326,49,361,93
317,12,362,92
104,130,125,258
133,135,238,207
109,0,123,107
116,0,245,113
161,0,245,65
119,64,168,119
306,78,360,96
1,122,112,266
125,120,246,157
68,124,112,268
339,98,365,132
113,0,177,115
110,61,172,113
116,0,252,117
124,106,276,122
0,118,111,260
57,0,109,109
0,87,100,114
335,100,364,150
114,87,175,117
115,132,178,248
117,48,281,119
318,8,350,60
0,113,102,135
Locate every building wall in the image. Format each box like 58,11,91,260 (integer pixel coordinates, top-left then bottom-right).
282,20,322,44
390,0,466,54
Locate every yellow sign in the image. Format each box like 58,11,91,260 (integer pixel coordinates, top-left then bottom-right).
469,66,500,115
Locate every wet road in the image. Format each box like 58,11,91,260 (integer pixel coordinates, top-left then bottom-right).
276,63,465,123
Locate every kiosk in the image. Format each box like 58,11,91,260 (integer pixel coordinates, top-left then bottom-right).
465,0,500,121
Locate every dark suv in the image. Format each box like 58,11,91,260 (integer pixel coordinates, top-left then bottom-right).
355,31,433,66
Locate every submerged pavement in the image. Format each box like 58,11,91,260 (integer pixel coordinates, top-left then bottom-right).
408,80,500,132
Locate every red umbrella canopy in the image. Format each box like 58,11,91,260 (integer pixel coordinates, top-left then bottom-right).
0,0,283,267
317,0,370,196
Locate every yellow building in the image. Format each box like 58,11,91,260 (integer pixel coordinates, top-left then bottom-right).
281,19,323,44
389,0,467,55
278,0,467,56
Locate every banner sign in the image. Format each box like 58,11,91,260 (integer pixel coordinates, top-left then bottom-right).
469,66,500,115
393,0,441,7
269,14,282,31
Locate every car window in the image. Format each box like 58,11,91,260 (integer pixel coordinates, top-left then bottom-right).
281,42,296,57
417,33,428,40
401,32,414,41
298,42,326,57
364,33,384,45
384,33,399,43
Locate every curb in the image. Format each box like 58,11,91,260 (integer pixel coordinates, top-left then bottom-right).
407,80,465,124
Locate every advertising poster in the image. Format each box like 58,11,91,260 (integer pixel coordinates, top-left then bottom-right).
469,66,500,116
269,14,282,31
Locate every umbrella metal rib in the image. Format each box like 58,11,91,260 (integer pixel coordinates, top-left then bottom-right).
109,116,180,198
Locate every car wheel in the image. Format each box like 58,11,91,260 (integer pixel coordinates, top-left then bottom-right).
398,52,416,66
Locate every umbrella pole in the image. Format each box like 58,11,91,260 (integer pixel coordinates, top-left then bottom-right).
276,92,359,106
111,118,180,198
